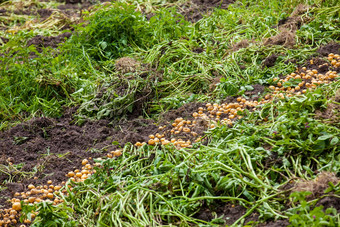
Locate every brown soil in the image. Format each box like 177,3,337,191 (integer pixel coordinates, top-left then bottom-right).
263,29,296,48
316,196,340,213
265,4,311,48
161,102,205,122
263,54,278,68
192,46,204,53
159,102,208,142
317,42,340,56
230,39,250,52
300,57,340,74
115,57,141,74
179,0,235,23
194,202,261,226
26,32,72,53
315,89,340,125
276,4,310,31
258,219,290,227
0,107,158,209
292,172,340,200
37,8,53,20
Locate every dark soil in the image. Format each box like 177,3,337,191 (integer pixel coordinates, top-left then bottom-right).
192,47,204,53
316,196,340,213
258,219,290,227
195,201,290,226
244,84,265,100
161,102,205,122
37,8,53,20
194,202,260,226
317,42,340,56
0,37,9,44
159,102,208,142
0,107,158,209
265,4,310,48
230,39,250,52
300,57,340,74
180,0,235,23
26,32,72,53
65,0,82,3
57,3,90,17
263,29,296,47
263,54,278,68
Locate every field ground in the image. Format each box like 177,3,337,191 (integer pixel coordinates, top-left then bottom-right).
0,0,339,226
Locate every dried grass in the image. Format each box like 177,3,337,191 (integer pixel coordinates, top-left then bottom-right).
292,172,340,199
264,4,311,48
264,29,296,47
231,39,250,52
115,57,141,74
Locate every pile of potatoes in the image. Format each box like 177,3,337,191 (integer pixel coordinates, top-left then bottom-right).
136,53,339,149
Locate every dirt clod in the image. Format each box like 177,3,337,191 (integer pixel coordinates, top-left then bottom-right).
264,29,296,47
115,57,141,74
37,8,53,19
230,39,250,52
263,54,278,68
265,4,310,48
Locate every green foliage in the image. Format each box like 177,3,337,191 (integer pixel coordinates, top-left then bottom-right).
72,3,149,60
210,84,340,176
148,7,192,43
1,0,340,224
21,201,77,227
297,6,340,45
76,73,154,120
288,192,339,227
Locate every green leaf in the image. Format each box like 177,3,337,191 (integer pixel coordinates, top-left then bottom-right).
317,134,333,141
330,137,339,145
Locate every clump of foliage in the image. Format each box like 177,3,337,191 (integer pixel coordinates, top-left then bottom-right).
71,3,149,60
288,191,339,227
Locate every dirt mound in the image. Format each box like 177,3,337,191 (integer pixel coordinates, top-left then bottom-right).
317,43,340,56
37,8,53,20
230,39,250,52
264,29,296,47
179,0,234,23
115,57,141,74
161,102,205,122
263,54,278,68
26,32,72,53
277,4,310,31
265,4,311,48
292,172,340,200
0,108,158,208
